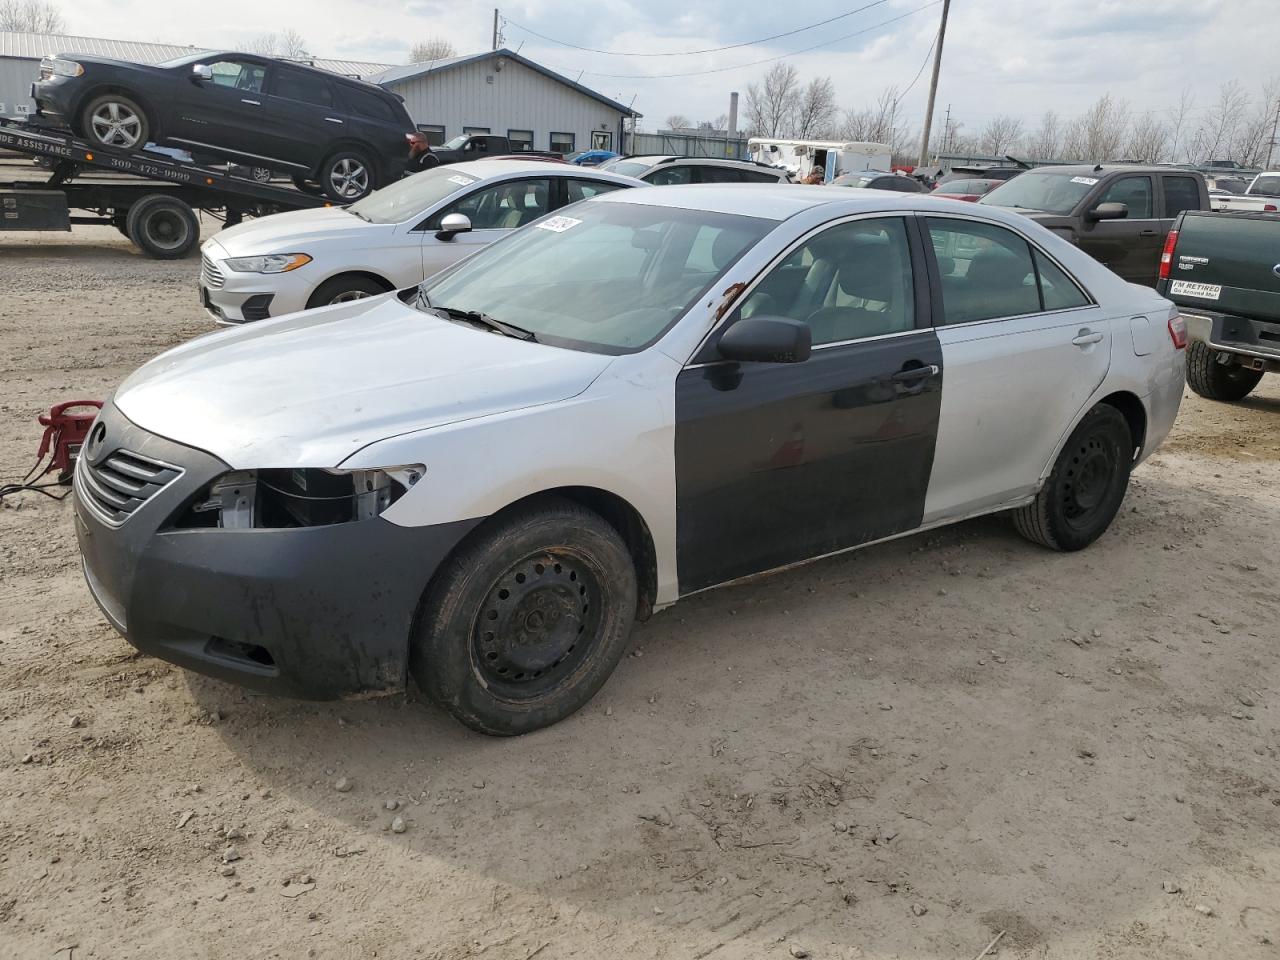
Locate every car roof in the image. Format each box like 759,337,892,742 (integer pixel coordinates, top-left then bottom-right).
1026,163,1192,177
445,159,642,182
206,52,393,94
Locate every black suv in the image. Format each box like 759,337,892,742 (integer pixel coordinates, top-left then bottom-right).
32,51,414,200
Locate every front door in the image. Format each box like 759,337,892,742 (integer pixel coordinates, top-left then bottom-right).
674,215,942,593
1078,175,1163,285
168,58,274,161
419,177,554,279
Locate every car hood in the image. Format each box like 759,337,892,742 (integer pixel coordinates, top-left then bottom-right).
58,53,164,70
210,206,388,254
113,297,614,468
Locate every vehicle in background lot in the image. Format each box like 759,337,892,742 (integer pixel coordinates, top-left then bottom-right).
32,51,414,202
931,178,1002,202
408,133,562,169
1157,209,1280,401
568,149,619,166
832,170,926,193
599,155,790,184
79,186,1184,735
980,164,1210,285
1205,175,1250,196
199,160,640,323
1215,171,1280,213
936,161,1028,186
746,138,890,181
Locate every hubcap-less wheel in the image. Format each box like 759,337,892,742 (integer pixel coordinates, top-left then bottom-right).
90,101,143,149
1061,432,1116,528
142,209,190,253
328,158,369,199
472,553,602,699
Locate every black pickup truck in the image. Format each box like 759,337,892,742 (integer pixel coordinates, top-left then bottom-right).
408,133,561,169
1156,209,1280,401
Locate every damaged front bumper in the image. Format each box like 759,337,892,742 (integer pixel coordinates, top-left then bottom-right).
72,401,477,700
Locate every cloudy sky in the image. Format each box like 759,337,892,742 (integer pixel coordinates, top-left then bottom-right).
58,0,1278,138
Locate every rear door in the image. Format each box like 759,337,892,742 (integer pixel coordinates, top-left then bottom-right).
921,214,1111,521
263,67,341,170
675,215,942,592
1077,175,1163,284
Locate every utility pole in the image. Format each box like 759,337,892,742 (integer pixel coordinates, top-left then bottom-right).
492,9,499,51
916,0,951,168
942,103,951,154
1266,98,1280,169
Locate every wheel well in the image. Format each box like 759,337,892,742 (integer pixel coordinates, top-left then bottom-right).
316,141,382,178
1098,391,1147,458
74,85,154,129
307,271,394,308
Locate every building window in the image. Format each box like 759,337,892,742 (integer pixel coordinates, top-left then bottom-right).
417,124,446,147
507,129,534,152
550,132,575,154
464,126,491,136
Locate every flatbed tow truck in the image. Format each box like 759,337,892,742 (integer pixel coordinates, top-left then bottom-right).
0,117,329,259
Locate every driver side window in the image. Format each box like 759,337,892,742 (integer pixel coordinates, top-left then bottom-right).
1096,176,1153,218
208,60,266,94
439,178,552,230
735,218,916,346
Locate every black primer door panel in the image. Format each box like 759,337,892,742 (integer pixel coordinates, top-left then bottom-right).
674,330,943,594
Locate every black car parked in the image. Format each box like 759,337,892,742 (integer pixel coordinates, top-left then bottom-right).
32,51,414,201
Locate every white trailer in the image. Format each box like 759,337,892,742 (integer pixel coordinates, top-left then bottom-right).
746,139,892,182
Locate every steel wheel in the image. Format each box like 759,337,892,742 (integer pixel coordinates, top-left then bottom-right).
1059,430,1117,532
328,158,369,199
90,100,144,149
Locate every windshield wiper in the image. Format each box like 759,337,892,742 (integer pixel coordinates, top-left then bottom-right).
419,295,537,342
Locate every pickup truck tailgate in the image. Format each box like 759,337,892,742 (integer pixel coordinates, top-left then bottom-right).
1164,211,1280,323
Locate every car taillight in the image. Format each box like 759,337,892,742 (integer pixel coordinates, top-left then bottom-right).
1167,312,1188,350
957,194,980,202
1158,229,1179,280
1265,204,1278,212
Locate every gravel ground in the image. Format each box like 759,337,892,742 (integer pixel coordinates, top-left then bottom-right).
1,225,1279,960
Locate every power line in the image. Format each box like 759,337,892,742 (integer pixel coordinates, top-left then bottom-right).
535,2,942,81
897,25,940,102
501,0,893,57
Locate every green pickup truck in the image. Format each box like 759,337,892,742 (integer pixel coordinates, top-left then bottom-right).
1156,210,1280,401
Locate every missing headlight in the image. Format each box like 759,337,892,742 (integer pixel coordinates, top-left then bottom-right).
176,466,422,529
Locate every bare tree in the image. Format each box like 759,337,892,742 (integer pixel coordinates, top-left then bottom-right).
838,106,875,142
1187,81,1248,162
1166,87,1195,163
664,114,692,131
1229,77,1280,166
0,0,65,32
1125,114,1170,163
248,29,309,59
1064,93,1129,162
978,115,1024,156
1025,110,1062,161
744,63,800,138
409,37,457,63
794,76,838,140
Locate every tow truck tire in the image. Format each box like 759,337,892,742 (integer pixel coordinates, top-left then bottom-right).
1013,404,1133,552
125,195,199,260
80,93,151,151
411,497,637,736
1185,341,1263,401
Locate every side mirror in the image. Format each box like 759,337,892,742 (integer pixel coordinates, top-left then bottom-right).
1089,201,1128,221
191,63,213,83
718,316,811,364
435,213,472,241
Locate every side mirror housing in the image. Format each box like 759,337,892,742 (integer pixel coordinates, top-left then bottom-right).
718,316,812,364
435,212,472,241
1088,201,1128,221
191,63,213,83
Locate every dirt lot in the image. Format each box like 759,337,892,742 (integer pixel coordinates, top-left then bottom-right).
2,225,1278,960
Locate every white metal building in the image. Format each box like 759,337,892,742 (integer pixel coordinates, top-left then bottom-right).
0,30,392,119
371,49,640,155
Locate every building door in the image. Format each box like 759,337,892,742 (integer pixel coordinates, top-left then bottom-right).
591,131,612,151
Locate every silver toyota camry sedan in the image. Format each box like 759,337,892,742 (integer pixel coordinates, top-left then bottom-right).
74,186,1186,735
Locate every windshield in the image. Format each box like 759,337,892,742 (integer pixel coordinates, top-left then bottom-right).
936,179,989,194
1211,179,1248,195
346,166,481,224
1250,175,1280,196
979,172,1096,215
419,201,773,353
600,159,654,177
441,135,470,150
833,174,875,187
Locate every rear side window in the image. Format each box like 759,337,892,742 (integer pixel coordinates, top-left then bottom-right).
740,168,784,183
698,165,747,183
274,69,333,107
565,178,625,202
927,218,1039,324
1033,250,1090,311
340,86,399,123
1097,176,1153,218
1162,176,1201,218
646,165,693,185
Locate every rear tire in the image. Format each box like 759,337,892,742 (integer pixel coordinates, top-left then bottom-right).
1185,340,1262,401
1013,404,1133,552
80,93,150,150
411,497,637,736
125,194,199,259
318,149,376,201
305,274,390,309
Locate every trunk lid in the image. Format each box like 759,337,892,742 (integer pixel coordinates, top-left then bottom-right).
1161,212,1280,323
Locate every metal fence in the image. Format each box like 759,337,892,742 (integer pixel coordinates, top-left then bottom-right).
627,132,749,160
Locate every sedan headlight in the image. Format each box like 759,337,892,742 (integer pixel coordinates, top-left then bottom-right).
40,57,84,79
223,254,312,274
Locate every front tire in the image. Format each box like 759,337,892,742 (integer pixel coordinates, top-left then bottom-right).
81,93,150,150
1186,341,1263,401
411,498,638,736
1013,404,1133,551
319,149,376,201
125,194,199,259
305,274,389,309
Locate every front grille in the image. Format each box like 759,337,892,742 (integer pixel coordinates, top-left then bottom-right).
202,255,225,289
76,448,183,527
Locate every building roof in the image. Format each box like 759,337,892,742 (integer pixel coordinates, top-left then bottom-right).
0,30,392,78
370,48,642,118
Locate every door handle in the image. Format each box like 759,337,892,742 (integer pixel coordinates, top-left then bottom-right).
890,364,940,382
1072,329,1104,346
1138,230,1159,237
240,98,261,105
324,117,344,124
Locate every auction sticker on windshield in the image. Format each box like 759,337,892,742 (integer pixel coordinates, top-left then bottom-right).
537,215,582,233
1169,280,1221,300
1070,176,1099,185
447,175,476,186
